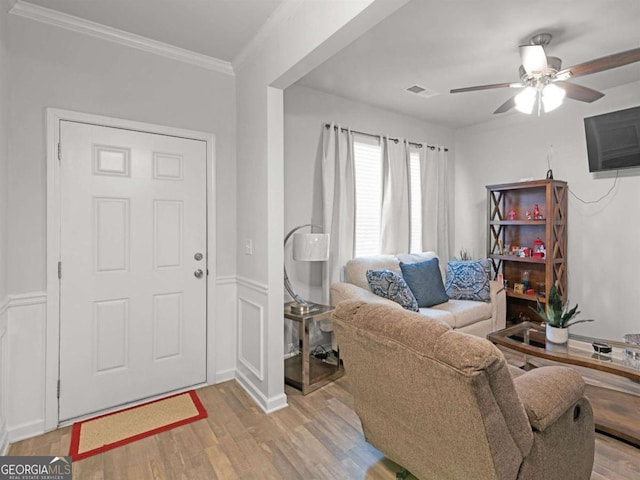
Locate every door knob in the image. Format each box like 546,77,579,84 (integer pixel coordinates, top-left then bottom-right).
194,269,204,279
194,252,203,261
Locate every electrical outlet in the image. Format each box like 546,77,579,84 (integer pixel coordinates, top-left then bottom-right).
244,238,253,255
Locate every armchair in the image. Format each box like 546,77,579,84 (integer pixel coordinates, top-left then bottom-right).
332,300,595,480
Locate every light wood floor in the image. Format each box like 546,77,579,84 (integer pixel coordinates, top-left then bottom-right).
8,376,640,479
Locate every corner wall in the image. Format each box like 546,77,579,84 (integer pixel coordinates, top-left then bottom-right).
234,0,410,411
454,81,640,339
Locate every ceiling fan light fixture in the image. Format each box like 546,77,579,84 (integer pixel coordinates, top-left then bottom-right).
515,87,536,114
542,83,566,112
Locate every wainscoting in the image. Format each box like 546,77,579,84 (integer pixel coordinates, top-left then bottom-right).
235,276,287,414
5,292,47,443
1,276,243,445
0,297,9,454
1,275,289,446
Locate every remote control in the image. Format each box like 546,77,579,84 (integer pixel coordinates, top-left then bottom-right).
592,342,612,354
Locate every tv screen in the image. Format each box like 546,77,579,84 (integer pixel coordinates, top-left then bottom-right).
584,106,640,172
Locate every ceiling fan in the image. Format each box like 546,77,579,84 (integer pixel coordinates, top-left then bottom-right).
450,33,640,115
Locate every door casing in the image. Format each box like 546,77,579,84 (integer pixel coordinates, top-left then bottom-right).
45,108,217,430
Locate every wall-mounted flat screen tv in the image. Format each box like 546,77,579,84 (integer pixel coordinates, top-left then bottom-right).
584,105,640,172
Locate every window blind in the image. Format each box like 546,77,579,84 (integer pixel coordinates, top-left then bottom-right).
409,148,422,253
353,136,382,257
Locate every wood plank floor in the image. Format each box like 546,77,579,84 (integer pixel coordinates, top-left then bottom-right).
8,376,640,479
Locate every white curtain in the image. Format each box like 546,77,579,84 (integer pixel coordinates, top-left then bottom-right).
421,146,451,261
380,136,410,254
321,123,355,297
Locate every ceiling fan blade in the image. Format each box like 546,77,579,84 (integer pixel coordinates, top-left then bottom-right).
450,82,523,94
494,95,517,114
520,45,548,75
555,81,605,103
556,47,640,79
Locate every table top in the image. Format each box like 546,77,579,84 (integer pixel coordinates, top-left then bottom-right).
487,321,640,382
284,302,334,322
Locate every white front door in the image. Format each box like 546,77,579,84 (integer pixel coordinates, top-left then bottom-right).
58,121,207,421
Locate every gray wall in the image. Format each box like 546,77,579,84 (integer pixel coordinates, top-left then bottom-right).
7,15,237,295
0,0,9,301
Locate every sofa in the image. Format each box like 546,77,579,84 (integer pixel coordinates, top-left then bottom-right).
332,300,595,480
330,252,506,338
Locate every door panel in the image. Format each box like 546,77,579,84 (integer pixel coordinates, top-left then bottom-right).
59,121,207,421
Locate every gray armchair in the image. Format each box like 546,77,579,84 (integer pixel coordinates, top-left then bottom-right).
332,300,595,480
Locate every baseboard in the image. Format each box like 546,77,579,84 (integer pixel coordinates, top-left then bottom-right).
7,419,45,443
214,368,236,384
235,371,288,414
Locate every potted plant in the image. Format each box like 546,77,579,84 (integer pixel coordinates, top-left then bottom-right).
530,284,593,344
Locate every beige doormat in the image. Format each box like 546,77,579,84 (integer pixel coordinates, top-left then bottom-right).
68,390,207,460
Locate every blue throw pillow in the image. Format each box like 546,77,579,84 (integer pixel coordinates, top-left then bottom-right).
445,259,491,302
399,258,449,308
366,269,419,312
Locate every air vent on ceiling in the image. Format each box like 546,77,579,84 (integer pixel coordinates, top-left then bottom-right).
404,84,439,99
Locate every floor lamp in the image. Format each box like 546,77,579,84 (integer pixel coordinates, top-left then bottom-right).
284,224,330,314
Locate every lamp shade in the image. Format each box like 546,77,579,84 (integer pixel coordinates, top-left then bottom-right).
515,86,536,114
292,233,330,261
542,84,565,112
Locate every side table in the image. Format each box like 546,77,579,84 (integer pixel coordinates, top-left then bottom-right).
284,302,344,395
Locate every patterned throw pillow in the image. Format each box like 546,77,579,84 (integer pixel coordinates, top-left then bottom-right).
366,269,419,312
445,259,491,302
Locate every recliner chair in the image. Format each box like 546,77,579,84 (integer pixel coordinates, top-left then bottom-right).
332,300,595,480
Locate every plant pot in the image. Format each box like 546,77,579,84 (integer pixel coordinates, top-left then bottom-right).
546,324,569,344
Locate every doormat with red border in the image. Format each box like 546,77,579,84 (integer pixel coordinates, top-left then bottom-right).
69,390,207,461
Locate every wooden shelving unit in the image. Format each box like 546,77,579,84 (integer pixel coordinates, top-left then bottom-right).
486,179,568,323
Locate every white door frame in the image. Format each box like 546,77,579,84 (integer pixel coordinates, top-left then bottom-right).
45,108,217,431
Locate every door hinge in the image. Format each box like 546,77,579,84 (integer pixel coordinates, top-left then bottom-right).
57,143,62,161
58,261,61,279
57,380,60,399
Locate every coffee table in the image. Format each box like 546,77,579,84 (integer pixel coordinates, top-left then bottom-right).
488,321,640,447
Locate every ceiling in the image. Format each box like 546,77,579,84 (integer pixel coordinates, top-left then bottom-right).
297,0,640,129
18,0,640,129
22,0,283,62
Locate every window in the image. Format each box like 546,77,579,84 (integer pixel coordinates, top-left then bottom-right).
353,136,382,257
409,147,422,253
353,136,423,257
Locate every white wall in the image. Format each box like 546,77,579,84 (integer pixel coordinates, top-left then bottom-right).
454,81,640,339
0,0,10,455
5,13,237,438
234,0,410,411
283,84,454,305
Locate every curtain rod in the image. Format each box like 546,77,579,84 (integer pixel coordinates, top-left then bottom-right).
324,123,448,152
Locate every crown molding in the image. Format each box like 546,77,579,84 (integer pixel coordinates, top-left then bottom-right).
232,0,303,72
9,1,234,75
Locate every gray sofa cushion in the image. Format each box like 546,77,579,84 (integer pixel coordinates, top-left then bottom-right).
345,255,400,290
